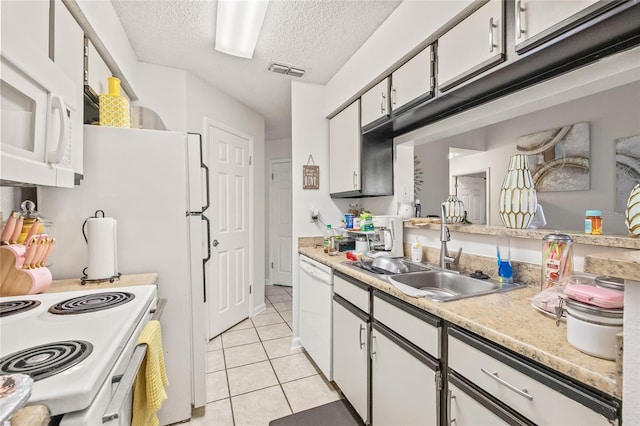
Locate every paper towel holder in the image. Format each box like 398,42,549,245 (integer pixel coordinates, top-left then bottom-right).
81,210,121,285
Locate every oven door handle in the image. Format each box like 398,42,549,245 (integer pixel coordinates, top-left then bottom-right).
150,298,167,321
102,299,166,423
102,344,147,423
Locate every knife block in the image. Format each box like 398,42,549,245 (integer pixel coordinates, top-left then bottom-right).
0,245,52,297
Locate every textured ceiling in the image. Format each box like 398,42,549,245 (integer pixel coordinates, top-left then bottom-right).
110,0,402,140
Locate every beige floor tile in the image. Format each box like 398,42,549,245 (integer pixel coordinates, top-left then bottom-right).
231,385,292,426
271,353,319,383
266,294,292,303
283,286,293,295
256,323,292,341
207,336,222,351
265,285,289,296
279,311,293,322
206,370,229,402
227,360,278,396
257,305,277,315
207,349,225,373
188,398,234,425
286,321,293,330
262,336,302,359
272,300,292,312
224,342,268,369
222,328,259,348
251,312,284,327
282,374,341,413
226,318,254,332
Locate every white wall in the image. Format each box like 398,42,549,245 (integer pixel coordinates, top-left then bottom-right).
291,81,343,343
448,81,640,233
131,62,188,132
185,73,267,313
325,0,473,116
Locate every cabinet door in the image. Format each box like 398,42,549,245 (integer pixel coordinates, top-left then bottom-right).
87,41,113,97
1,0,50,61
329,101,361,194
391,46,433,112
438,0,504,91
448,382,512,426
332,298,369,424
515,0,600,51
361,77,389,127
371,325,438,426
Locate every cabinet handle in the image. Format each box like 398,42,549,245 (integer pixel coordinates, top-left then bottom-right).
359,323,365,349
516,0,526,39
480,368,534,400
380,93,387,114
353,171,358,189
391,87,397,108
370,334,376,357
447,389,456,425
489,17,498,53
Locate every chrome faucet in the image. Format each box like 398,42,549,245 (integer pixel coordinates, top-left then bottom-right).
440,203,462,269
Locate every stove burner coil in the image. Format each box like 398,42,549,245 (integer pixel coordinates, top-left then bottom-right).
0,300,41,317
0,341,93,381
48,292,135,314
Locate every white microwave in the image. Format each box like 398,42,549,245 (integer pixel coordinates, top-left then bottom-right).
1,23,79,187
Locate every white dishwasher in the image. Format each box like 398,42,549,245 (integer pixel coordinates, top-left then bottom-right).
299,255,334,380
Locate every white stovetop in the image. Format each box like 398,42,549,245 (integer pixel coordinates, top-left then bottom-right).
0,285,156,416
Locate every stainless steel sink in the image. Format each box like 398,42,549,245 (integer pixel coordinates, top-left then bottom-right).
389,270,524,302
344,258,431,276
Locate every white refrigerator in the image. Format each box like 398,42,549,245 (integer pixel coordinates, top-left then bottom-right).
39,125,209,425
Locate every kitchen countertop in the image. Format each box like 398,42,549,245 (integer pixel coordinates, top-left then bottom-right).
44,273,159,293
299,247,620,399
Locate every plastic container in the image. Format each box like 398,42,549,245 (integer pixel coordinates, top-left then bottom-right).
561,298,623,360
323,225,333,253
541,232,573,289
344,214,355,229
584,210,602,235
411,238,423,262
414,200,421,218
564,284,624,309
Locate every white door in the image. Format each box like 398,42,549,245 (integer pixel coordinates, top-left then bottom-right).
207,122,252,338
269,160,292,286
457,175,486,224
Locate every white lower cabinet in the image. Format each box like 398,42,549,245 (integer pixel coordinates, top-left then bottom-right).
371,323,439,426
447,327,621,425
332,295,369,424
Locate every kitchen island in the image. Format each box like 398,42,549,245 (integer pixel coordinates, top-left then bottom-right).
299,246,619,399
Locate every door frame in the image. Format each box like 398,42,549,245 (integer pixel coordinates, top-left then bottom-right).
203,117,255,336
268,158,292,286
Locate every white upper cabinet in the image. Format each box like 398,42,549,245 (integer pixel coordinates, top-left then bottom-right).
329,101,361,194
437,0,504,91
1,0,83,187
87,41,114,99
515,0,600,52
360,77,390,127
391,46,434,112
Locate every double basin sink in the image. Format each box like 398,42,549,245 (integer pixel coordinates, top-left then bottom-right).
346,258,524,302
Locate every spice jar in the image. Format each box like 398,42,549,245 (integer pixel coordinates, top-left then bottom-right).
585,210,602,235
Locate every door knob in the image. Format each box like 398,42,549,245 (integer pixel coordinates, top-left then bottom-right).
212,239,220,247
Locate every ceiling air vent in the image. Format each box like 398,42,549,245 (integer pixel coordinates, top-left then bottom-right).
268,62,305,78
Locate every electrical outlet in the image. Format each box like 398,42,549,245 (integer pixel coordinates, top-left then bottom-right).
310,209,319,222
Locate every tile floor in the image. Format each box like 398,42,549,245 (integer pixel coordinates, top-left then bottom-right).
185,285,341,426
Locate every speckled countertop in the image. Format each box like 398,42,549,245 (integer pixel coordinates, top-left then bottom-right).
44,273,159,293
299,246,620,399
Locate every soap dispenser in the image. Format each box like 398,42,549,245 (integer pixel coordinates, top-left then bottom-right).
99,77,130,128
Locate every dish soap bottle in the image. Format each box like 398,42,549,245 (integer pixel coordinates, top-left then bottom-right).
99,77,130,128
411,238,423,262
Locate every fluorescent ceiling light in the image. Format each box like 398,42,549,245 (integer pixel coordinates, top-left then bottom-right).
215,0,269,58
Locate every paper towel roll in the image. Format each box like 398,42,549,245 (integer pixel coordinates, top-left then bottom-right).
87,217,118,280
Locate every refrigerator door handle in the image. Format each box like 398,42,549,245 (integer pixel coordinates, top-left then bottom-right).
201,214,211,303
197,135,210,213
